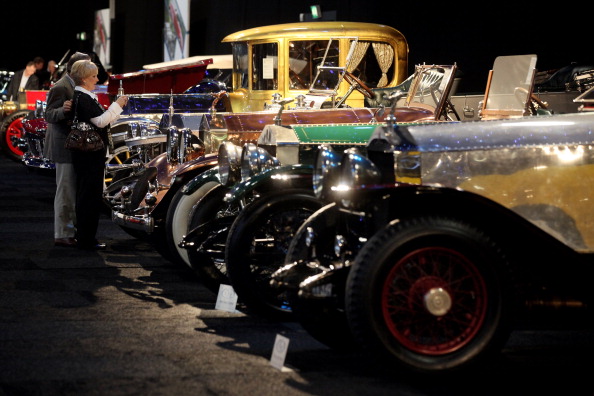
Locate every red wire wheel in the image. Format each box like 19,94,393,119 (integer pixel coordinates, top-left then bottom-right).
346,216,512,372
381,246,487,355
1,112,27,160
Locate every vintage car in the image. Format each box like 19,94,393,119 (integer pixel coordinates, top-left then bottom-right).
219,21,408,112
188,54,554,318
264,57,580,350
270,109,594,373
104,21,412,262
175,62,458,307
2,89,55,161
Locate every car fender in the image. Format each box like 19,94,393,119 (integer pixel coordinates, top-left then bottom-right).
224,164,313,205
181,167,221,195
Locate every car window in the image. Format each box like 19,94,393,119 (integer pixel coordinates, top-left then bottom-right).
252,42,278,90
231,42,249,90
348,40,395,89
288,40,336,90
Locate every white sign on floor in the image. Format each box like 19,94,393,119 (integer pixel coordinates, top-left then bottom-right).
215,284,238,312
270,334,290,370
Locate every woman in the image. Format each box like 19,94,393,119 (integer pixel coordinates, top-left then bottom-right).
69,59,128,250
45,52,91,249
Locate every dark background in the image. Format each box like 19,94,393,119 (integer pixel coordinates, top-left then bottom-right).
2,0,591,93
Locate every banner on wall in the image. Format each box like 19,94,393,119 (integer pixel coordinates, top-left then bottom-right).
93,8,111,69
164,0,189,62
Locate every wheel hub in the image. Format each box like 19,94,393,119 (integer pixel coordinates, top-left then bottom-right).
423,287,452,316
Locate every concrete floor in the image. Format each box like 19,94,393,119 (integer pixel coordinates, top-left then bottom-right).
1,153,593,396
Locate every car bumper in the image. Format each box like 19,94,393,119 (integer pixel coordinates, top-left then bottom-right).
111,210,154,233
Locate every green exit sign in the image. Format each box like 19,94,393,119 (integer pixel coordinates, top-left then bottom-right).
310,5,321,19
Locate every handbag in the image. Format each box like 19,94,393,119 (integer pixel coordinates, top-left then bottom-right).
65,94,105,152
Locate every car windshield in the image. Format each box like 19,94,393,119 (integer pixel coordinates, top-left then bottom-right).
485,54,537,111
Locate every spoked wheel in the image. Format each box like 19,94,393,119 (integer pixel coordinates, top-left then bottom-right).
0,110,30,161
104,145,134,188
225,190,323,320
346,216,513,373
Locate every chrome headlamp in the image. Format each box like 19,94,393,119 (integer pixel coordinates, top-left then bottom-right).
335,147,381,198
313,144,342,201
218,141,243,186
240,143,280,181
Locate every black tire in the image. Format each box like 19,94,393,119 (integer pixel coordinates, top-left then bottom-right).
283,203,355,350
225,190,323,319
346,216,513,373
165,181,220,268
0,110,30,162
185,184,235,293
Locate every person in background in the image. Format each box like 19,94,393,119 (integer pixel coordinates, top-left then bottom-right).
34,56,50,89
69,59,128,250
47,60,58,88
44,52,92,248
5,61,39,101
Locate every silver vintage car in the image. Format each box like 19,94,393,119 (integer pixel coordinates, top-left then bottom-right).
274,109,594,373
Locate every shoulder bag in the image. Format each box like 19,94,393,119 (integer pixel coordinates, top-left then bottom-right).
65,94,105,152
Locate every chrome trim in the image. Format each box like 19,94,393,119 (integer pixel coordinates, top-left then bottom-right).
111,210,155,233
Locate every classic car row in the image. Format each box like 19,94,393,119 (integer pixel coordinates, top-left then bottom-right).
12,21,594,374
102,21,416,262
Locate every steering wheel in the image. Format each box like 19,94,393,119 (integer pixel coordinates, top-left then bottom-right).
343,71,374,99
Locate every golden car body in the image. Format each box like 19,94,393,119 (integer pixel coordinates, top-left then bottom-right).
222,21,409,112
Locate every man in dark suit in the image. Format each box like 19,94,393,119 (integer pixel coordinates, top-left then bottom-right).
34,56,51,89
5,61,39,101
44,52,91,248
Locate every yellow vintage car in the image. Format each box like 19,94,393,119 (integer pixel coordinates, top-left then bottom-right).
221,21,409,112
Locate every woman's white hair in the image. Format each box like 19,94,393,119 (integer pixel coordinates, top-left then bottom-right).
70,60,98,86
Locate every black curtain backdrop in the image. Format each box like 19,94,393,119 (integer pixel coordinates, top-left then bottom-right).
2,0,590,93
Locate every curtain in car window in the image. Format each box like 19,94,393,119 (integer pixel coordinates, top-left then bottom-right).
372,43,394,88
346,41,369,74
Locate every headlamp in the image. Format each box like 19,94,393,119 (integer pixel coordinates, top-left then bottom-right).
240,143,279,181
218,141,243,185
336,147,381,194
312,144,342,200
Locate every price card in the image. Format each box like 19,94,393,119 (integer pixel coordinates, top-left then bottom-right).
215,284,238,312
270,334,290,370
